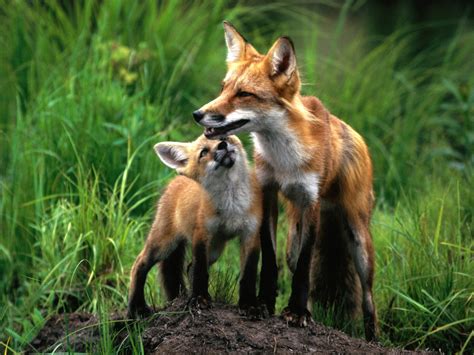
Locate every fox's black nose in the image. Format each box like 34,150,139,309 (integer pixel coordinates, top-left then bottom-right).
193,110,204,122
217,140,228,150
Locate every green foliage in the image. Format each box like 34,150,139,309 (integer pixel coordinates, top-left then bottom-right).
0,0,472,353
374,180,473,351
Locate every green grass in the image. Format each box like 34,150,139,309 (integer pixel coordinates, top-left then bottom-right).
0,0,473,353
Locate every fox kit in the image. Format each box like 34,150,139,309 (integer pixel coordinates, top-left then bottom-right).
193,22,377,340
128,135,262,317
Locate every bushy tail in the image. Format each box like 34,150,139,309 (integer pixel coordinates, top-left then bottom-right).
310,206,362,320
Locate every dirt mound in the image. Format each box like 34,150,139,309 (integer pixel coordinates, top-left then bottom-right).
30,298,422,353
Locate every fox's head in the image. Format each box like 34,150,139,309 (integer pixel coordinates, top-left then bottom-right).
154,135,247,183
194,21,301,139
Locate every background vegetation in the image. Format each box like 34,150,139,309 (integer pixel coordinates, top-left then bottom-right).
0,0,472,353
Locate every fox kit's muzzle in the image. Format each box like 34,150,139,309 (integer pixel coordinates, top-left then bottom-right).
213,140,236,169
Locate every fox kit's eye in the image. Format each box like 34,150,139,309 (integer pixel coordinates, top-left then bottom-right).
199,148,209,159
236,90,255,98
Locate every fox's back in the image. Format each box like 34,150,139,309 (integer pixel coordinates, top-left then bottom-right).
302,95,373,207
152,176,212,239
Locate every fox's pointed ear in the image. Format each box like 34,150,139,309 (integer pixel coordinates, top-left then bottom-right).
267,36,297,78
223,21,246,63
154,142,190,170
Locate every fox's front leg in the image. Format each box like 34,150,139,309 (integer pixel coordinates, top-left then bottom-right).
282,205,319,327
258,183,279,315
188,231,211,309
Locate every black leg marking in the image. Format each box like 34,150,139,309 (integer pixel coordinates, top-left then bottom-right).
347,223,378,341
258,184,279,315
283,217,317,327
128,252,156,318
160,240,187,300
288,223,315,313
188,241,211,308
239,249,259,309
286,219,303,273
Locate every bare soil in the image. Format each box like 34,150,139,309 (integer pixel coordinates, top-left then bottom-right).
30,298,429,353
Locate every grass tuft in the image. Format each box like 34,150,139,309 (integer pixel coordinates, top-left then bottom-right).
0,1,472,353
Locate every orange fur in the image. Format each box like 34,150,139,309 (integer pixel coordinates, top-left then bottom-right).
195,22,378,340
128,135,262,317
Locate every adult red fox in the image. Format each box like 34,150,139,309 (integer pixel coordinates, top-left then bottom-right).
193,22,377,340
128,135,263,318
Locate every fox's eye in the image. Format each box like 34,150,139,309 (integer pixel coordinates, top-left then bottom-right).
236,90,255,98
199,148,209,159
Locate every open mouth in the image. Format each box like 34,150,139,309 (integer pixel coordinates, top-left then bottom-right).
204,119,249,139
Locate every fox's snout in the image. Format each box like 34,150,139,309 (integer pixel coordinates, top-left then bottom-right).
217,140,228,150
193,110,204,122
193,109,225,124
213,140,236,169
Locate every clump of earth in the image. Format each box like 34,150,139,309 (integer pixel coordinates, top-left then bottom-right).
30,298,429,353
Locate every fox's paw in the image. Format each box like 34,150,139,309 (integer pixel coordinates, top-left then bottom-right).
239,302,269,320
258,295,276,316
187,294,212,310
127,304,154,319
365,328,379,344
281,306,314,327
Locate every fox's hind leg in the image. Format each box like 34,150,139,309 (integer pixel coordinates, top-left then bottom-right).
345,210,378,341
160,239,187,300
128,233,182,318
238,230,263,318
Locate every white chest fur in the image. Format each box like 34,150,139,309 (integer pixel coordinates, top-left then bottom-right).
252,127,320,208
203,166,258,238
203,178,258,265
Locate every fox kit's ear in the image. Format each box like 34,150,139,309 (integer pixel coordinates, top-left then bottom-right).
267,36,297,78
154,142,190,170
223,21,246,63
